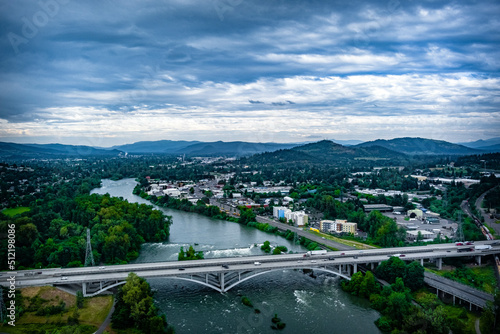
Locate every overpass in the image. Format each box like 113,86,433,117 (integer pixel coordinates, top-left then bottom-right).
2,241,499,298
424,272,495,310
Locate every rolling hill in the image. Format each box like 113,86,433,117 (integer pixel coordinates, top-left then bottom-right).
355,137,482,155
177,141,299,156
0,142,122,159
245,140,405,166
111,140,201,154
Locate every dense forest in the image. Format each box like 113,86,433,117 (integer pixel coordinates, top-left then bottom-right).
0,175,172,269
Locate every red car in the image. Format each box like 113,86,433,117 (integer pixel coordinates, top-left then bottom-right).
455,242,463,246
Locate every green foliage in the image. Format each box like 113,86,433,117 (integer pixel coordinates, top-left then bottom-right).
1,206,31,217
0,188,172,270
35,301,66,316
75,291,85,309
241,296,253,307
341,271,380,298
238,208,257,225
261,241,271,253
442,265,484,290
112,273,173,334
376,258,424,291
370,278,414,331
178,245,204,261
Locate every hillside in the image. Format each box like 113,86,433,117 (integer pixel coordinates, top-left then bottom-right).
111,140,200,153
178,141,299,156
458,137,500,149
245,140,405,166
355,137,481,155
0,142,122,159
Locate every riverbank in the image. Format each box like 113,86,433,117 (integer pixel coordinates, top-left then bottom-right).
91,178,383,333
136,189,326,253
0,287,113,334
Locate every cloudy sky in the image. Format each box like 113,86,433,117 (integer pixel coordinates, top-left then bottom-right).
0,0,499,147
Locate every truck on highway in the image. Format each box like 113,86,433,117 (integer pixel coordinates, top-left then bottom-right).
305,250,327,257
475,245,492,251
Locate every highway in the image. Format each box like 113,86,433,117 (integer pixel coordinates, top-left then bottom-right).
2,240,499,289
255,215,356,251
424,272,494,308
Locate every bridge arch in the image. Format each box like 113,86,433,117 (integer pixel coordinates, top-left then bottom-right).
84,281,126,297
80,266,353,296
224,267,351,292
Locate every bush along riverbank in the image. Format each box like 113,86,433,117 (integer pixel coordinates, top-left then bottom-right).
340,257,494,333
135,190,321,251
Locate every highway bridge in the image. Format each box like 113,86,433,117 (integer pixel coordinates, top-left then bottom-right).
424,272,495,310
2,241,499,298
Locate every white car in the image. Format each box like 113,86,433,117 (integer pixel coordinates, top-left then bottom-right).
61,276,68,280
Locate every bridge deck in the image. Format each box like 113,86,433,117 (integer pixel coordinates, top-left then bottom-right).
424,272,494,308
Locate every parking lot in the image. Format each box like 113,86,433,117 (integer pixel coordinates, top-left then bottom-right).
383,212,457,240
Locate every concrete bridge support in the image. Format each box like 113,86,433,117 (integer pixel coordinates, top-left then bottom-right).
475,255,482,266
436,258,443,270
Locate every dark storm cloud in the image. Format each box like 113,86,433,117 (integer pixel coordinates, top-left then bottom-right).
0,0,499,144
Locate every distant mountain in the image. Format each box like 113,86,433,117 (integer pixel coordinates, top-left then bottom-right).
473,144,500,153
331,139,364,146
110,140,299,156
458,137,500,149
111,140,201,154
355,137,482,155
177,141,299,156
0,142,121,159
245,140,404,166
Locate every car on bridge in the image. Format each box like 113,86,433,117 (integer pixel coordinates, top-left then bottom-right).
222,264,229,269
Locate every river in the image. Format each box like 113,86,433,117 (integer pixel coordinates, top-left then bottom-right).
91,178,381,334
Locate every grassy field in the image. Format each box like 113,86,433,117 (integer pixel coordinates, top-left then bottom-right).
306,229,377,249
1,206,30,217
425,264,498,293
0,286,113,334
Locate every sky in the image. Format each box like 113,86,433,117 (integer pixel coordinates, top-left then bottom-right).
0,0,499,147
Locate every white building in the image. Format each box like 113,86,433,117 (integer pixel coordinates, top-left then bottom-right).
295,212,309,227
164,188,181,197
273,206,288,218
406,230,436,242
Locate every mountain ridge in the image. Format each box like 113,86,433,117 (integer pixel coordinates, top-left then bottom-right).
354,137,483,155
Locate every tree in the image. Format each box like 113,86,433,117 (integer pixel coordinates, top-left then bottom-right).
376,257,406,284
261,241,271,253
112,273,173,333
76,291,84,309
405,261,424,291
178,245,204,261
238,208,256,225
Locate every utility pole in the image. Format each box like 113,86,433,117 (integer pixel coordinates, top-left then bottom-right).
85,228,95,267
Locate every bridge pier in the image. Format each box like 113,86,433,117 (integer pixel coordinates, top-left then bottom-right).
420,258,424,266
475,255,482,266
353,263,358,274
82,282,87,296
219,273,225,292
370,263,375,270
436,258,442,270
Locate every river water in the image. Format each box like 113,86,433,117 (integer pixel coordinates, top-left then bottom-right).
91,178,381,334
